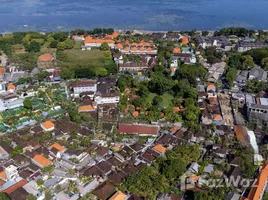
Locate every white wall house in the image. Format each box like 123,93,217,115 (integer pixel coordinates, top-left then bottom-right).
95,94,120,105
72,80,97,94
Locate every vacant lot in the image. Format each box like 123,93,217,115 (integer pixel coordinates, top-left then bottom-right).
147,92,173,107
64,49,104,63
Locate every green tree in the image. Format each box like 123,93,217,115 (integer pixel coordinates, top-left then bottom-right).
25,41,40,52
27,194,37,200
152,96,163,106
100,42,110,51
228,53,243,69
23,98,32,109
0,192,11,200
56,50,68,61
64,39,74,49
81,137,90,147
261,57,268,70
57,42,66,51
36,178,44,186
226,68,237,88
44,190,53,200
242,55,255,69
53,32,68,42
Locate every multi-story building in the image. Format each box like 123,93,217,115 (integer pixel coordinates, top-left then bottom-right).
195,35,232,51
95,77,120,105
246,94,268,127
72,80,97,95
236,42,268,52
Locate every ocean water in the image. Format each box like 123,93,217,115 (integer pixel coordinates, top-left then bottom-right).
0,0,268,32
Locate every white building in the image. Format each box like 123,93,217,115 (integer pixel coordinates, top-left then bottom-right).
95,93,120,105
72,80,97,95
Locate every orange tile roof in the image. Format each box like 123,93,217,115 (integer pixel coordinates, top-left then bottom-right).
33,154,52,167
173,47,181,54
3,179,27,194
190,175,199,181
42,120,55,129
50,143,65,152
0,148,3,154
72,35,84,39
84,36,115,44
144,42,151,47
138,42,144,47
147,47,152,51
132,47,137,51
213,114,222,120
234,125,247,142
207,84,216,89
247,164,268,200
153,144,167,153
181,37,189,45
0,170,6,180
116,43,123,49
7,83,16,91
173,107,181,112
124,47,130,51
78,105,94,112
131,43,137,47
139,47,144,51
0,67,5,76
132,111,139,118
109,191,127,200
39,53,53,62
105,32,119,39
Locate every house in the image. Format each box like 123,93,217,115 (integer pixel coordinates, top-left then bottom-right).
78,105,96,113
195,35,232,51
236,41,268,52
109,190,127,200
82,36,115,50
38,53,54,69
72,35,85,41
118,123,159,136
0,67,5,81
153,144,167,155
117,41,158,55
40,120,55,132
63,149,88,162
246,164,268,200
7,83,16,92
72,80,97,95
0,142,13,159
92,181,115,200
95,78,120,105
49,143,65,156
172,53,196,64
23,180,43,199
246,95,268,127
248,67,267,82
188,162,200,173
32,154,52,168
207,84,216,92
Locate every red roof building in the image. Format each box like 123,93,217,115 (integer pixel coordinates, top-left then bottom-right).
118,123,159,136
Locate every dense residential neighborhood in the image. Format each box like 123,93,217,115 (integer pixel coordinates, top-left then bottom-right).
0,27,268,200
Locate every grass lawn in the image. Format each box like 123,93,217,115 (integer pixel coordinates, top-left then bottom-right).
64,49,104,63
146,92,174,107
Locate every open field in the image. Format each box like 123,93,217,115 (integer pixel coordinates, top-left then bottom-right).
64,49,104,63
146,92,173,107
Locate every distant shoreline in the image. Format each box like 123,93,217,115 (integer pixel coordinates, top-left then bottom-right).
2,28,268,35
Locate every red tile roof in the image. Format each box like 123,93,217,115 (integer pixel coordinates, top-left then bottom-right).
118,124,159,135
3,179,27,194
39,53,53,62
